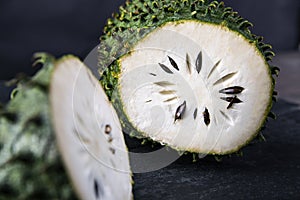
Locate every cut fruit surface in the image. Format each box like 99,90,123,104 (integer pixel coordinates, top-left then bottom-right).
99,0,276,155
50,56,132,200
117,21,272,154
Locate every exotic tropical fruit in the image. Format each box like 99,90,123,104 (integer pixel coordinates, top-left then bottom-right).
99,0,279,154
0,54,132,199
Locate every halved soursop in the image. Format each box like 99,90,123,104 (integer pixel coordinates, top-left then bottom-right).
0,53,132,199
99,0,278,154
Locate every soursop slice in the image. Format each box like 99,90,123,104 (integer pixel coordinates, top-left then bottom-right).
0,54,132,199
50,55,132,200
99,0,277,154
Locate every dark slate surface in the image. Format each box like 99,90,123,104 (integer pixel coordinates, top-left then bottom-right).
130,99,300,200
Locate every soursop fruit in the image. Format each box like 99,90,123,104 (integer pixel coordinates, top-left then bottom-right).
99,0,279,154
0,53,132,199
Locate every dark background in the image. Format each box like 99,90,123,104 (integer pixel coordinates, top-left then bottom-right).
0,1,300,199
0,0,299,80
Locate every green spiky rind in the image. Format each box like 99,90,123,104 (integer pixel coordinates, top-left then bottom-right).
99,0,278,100
0,54,78,199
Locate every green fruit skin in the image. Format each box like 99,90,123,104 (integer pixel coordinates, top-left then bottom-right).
0,54,78,199
98,0,278,155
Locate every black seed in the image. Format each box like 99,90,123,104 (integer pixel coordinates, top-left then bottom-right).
154,81,175,87
164,97,177,103
109,147,116,154
149,73,157,76
220,96,243,109
207,60,221,79
105,125,111,134
220,96,243,103
94,179,99,198
213,72,237,86
174,101,186,122
227,101,234,109
186,54,191,74
108,137,113,143
158,63,173,74
196,51,202,74
219,86,244,95
168,56,179,71
145,100,152,103
203,108,210,126
193,108,198,120
159,90,176,95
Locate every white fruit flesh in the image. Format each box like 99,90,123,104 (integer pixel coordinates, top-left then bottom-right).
50,57,132,200
118,21,272,154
